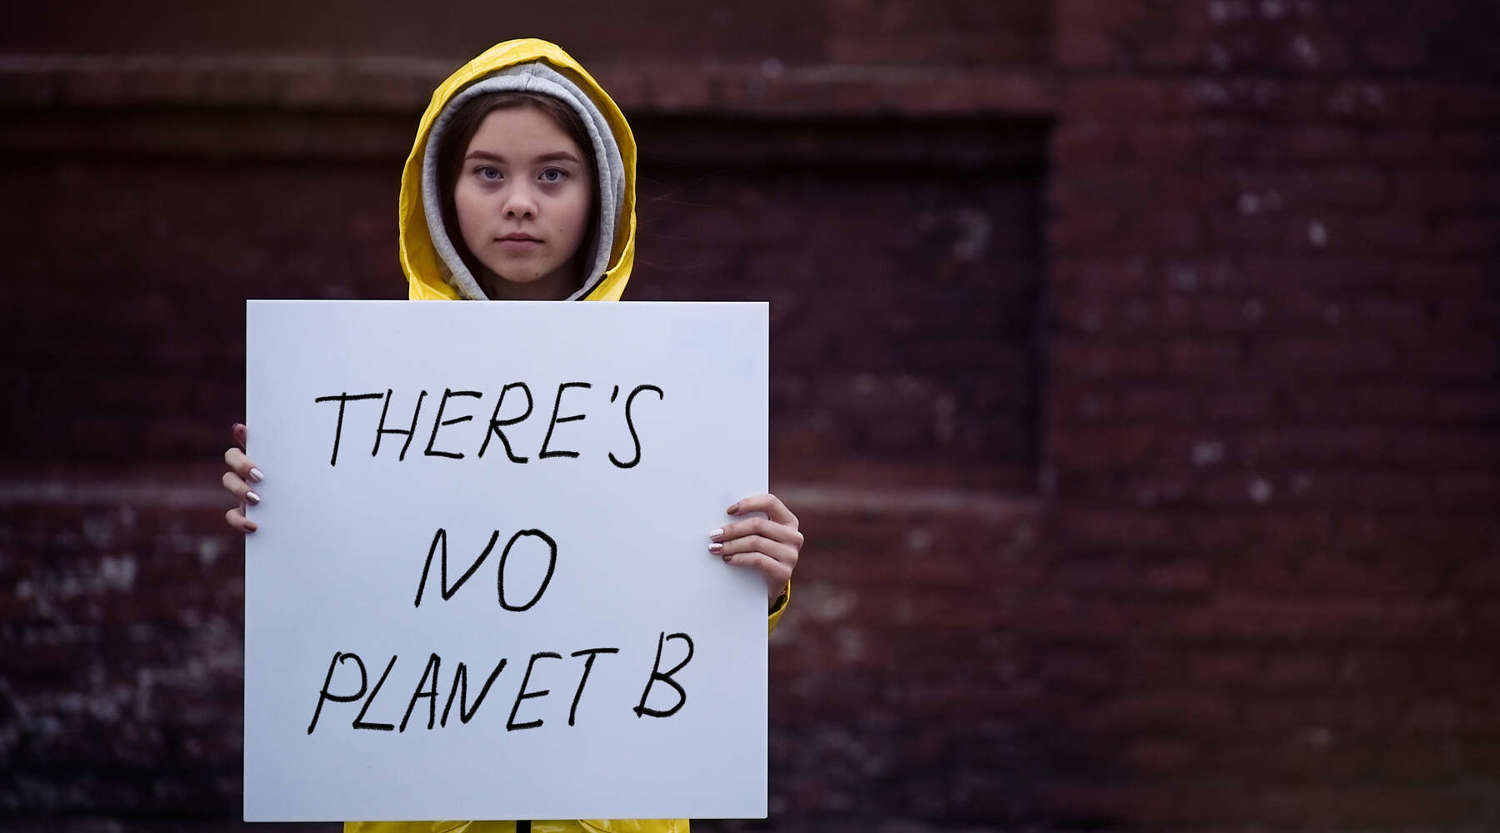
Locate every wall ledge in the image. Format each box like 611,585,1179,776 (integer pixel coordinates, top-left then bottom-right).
0,54,1056,118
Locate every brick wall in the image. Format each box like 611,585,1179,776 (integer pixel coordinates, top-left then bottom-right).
1030,0,1499,828
2,1,1497,831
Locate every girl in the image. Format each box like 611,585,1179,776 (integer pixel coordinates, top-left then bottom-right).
219,38,804,833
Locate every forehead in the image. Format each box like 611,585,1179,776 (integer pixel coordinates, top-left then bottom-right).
465,105,584,159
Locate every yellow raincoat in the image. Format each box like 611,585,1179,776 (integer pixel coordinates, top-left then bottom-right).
351,38,788,833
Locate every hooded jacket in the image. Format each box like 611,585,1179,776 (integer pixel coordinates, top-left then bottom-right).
399,38,636,303
352,39,787,833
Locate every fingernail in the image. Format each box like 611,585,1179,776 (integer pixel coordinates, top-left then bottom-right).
709,542,723,554
722,554,732,562
727,503,739,514
248,467,264,483
246,490,261,505
709,528,724,542
246,521,258,533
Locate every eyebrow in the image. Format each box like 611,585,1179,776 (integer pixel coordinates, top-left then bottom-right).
464,150,584,164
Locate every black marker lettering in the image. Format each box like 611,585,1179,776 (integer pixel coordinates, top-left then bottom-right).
425,388,482,459
373,388,428,461
609,384,664,469
507,651,561,731
478,382,534,463
399,652,442,732
413,527,502,607
567,647,620,727
633,632,694,718
313,392,383,466
539,382,591,459
497,529,558,612
352,653,399,731
307,651,367,734
440,658,508,727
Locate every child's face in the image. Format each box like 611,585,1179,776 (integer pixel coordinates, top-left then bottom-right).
453,106,593,297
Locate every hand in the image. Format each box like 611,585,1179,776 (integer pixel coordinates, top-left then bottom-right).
222,422,263,533
710,493,802,601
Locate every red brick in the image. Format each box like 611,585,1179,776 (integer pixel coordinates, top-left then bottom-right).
1051,254,1152,294
1142,561,1213,594
1191,650,1263,685
1264,653,1334,687
1061,78,1169,119
1121,387,1199,421
1242,255,1395,291
1300,556,1446,597
1039,650,1116,688
1046,169,1162,211
1052,340,1163,380
1430,389,1500,424
1047,425,1159,467
1047,507,1182,551
1391,169,1498,211
1281,126,1363,161
1122,737,1197,772
1123,121,1205,161
1050,121,1125,166
1366,127,1434,160
1388,429,1500,467
1436,83,1500,122
1249,337,1399,379
1431,298,1500,333
1434,128,1500,161
1363,33,1430,71
1056,27,1118,70
1166,337,1242,376
1170,78,1325,120
1395,261,1489,294
1430,471,1500,507
1432,216,1500,255
1201,390,1275,422
1162,597,1463,644
1073,692,1236,733
1407,338,1500,380
1048,207,1120,249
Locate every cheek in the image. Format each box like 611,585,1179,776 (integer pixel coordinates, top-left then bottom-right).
453,183,488,242
558,187,593,243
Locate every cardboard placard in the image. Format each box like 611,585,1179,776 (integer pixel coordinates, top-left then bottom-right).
243,300,768,822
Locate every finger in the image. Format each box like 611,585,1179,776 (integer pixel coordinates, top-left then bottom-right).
223,447,263,483
727,493,798,530
711,516,804,549
233,422,248,449
721,550,793,591
222,471,261,505
225,506,258,534
711,534,798,568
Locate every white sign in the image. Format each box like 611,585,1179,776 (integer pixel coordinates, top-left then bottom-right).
243,300,768,822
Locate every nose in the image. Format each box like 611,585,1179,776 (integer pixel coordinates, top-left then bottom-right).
502,183,538,220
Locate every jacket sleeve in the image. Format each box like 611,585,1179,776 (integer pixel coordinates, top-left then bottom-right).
767,581,791,634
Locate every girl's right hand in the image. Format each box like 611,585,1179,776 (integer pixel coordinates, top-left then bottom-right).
223,422,263,533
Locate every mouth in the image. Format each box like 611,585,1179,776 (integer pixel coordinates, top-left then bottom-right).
497,233,542,243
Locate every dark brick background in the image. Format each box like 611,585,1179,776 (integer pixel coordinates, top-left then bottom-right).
1,1,1497,831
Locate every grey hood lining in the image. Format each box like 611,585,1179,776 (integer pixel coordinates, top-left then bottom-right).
421,62,626,301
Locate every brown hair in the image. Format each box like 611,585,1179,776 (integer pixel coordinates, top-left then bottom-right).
435,91,602,291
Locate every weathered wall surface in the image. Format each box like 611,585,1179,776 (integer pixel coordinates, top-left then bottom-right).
1,1,1497,831
1036,1,1499,827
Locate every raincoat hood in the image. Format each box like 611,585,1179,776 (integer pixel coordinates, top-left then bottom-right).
399,38,637,302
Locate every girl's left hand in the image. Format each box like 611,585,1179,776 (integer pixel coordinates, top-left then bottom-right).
711,493,803,601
